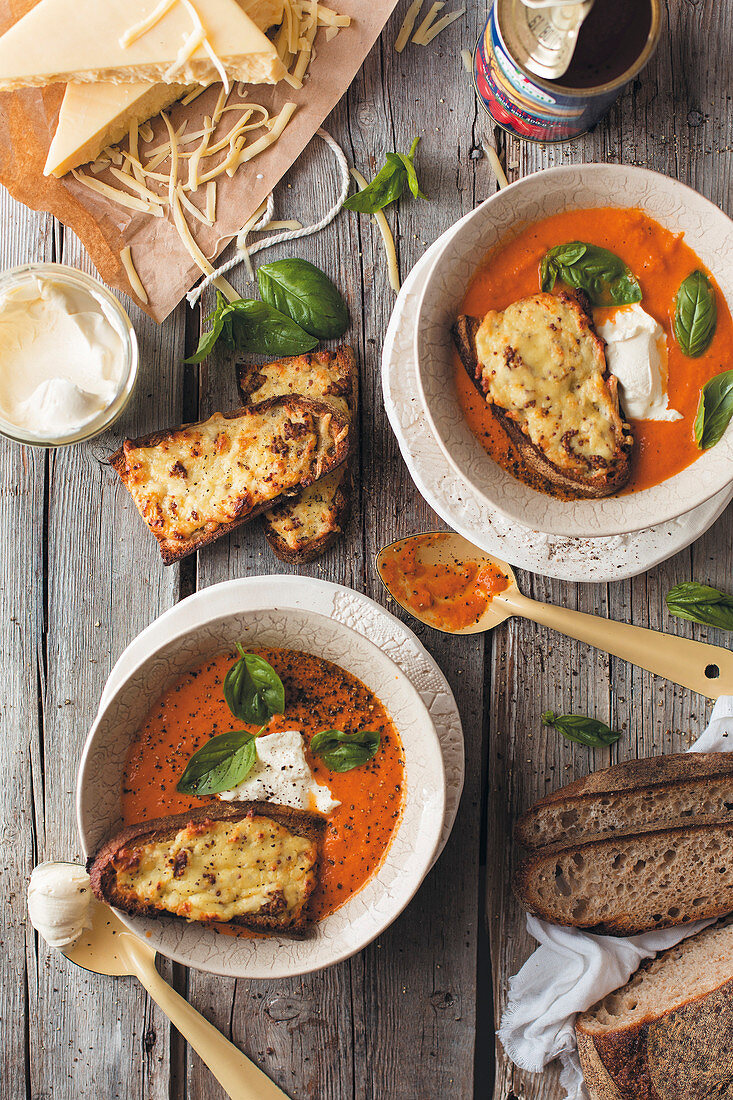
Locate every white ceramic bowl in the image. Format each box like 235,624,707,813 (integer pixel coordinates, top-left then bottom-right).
414,164,733,537
77,602,446,978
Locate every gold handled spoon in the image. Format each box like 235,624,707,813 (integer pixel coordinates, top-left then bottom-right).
65,896,291,1100
376,532,733,699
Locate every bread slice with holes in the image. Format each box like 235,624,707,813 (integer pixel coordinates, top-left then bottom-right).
89,802,326,933
237,347,357,562
452,293,633,499
515,753,733,850
576,919,733,1099
513,819,733,935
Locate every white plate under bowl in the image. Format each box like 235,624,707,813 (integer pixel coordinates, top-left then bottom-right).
78,599,446,978
382,220,733,583
414,164,733,538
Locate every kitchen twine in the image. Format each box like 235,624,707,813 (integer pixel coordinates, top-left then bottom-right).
186,127,351,306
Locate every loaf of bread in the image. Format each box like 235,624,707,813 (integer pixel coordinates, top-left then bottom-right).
515,753,733,849
576,919,733,1099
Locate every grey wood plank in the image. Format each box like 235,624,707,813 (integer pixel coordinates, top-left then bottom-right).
488,2,733,1096
25,229,186,1100
0,191,54,1100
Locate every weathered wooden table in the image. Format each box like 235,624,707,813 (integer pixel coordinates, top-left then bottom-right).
2,1,731,1096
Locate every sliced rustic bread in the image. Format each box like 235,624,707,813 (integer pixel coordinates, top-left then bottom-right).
516,753,733,849
513,820,733,935
576,919,733,1099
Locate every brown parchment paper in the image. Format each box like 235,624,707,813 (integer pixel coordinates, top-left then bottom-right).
0,0,399,321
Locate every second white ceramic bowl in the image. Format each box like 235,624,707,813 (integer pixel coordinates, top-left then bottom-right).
414,164,733,537
77,600,446,978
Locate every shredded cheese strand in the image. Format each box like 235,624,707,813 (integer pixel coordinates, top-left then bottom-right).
177,184,213,225
481,140,509,189
120,245,149,304
71,168,163,215
236,102,297,165
109,165,166,205
412,0,444,44
351,167,400,291
120,0,178,47
420,5,465,44
394,0,424,51
461,46,472,71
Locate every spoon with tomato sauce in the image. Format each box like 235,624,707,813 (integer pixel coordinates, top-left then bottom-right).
376,532,733,699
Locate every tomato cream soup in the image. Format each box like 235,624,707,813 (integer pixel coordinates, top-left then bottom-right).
123,647,405,923
457,207,733,495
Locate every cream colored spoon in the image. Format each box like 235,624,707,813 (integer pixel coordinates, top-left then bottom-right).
65,896,290,1100
376,532,733,699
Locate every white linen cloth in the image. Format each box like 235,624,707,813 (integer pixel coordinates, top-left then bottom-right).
498,694,733,1099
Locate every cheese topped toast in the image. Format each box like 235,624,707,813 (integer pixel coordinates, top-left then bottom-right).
237,347,357,563
89,802,326,932
110,394,350,564
453,292,633,499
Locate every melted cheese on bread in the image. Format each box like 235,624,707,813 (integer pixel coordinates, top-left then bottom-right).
113,816,317,924
474,292,626,472
116,400,347,559
265,467,346,550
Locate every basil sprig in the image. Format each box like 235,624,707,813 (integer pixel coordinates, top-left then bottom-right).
541,710,621,748
343,137,425,214
666,582,733,631
674,270,717,358
224,646,285,725
310,729,380,772
693,370,733,451
257,259,349,339
176,729,261,795
539,242,642,306
185,292,317,363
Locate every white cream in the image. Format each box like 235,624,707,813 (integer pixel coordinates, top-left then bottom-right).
218,729,340,814
596,303,682,422
0,276,126,437
27,862,92,949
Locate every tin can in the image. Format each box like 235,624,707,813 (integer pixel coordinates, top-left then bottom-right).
474,0,661,143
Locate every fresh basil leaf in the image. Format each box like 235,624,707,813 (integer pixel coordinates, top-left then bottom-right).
185,290,230,364
666,582,733,631
176,729,258,795
394,136,426,200
257,259,349,339
226,299,318,356
310,729,381,772
693,369,733,450
674,270,717,358
539,242,642,306
343,137,425,214
541,710,621,748
224,646,285,724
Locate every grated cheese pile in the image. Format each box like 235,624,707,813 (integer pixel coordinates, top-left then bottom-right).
95,0,350,303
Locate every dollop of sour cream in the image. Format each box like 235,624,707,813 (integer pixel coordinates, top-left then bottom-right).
596,303,682,422
0,276,127,437
27,862,92,949
218,729,340,814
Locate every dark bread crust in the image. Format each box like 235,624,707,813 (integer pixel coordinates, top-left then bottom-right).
515,753,733,849
452,300,633,500
237,347,358,564
577,974,733,1099
513,818,733,935
89,801,326,933
109,395,350,565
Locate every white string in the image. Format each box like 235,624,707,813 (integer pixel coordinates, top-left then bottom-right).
186,127,351,306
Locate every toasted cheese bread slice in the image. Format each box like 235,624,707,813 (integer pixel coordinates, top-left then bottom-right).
453,292,633,499
237,347,357,563
89,802,326,932
110,394,350,564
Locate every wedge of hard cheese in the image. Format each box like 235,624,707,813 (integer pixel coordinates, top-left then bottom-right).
0,0,286,91
110,395,351,563
44,0,287,177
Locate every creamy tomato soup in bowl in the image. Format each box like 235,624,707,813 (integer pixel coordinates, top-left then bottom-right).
77,602,445,978
414,164,733,538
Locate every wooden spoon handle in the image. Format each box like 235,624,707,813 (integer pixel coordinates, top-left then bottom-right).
123,937,290,1100
503,591,733,699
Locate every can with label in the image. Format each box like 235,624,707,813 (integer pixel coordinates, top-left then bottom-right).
474,0,661,143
